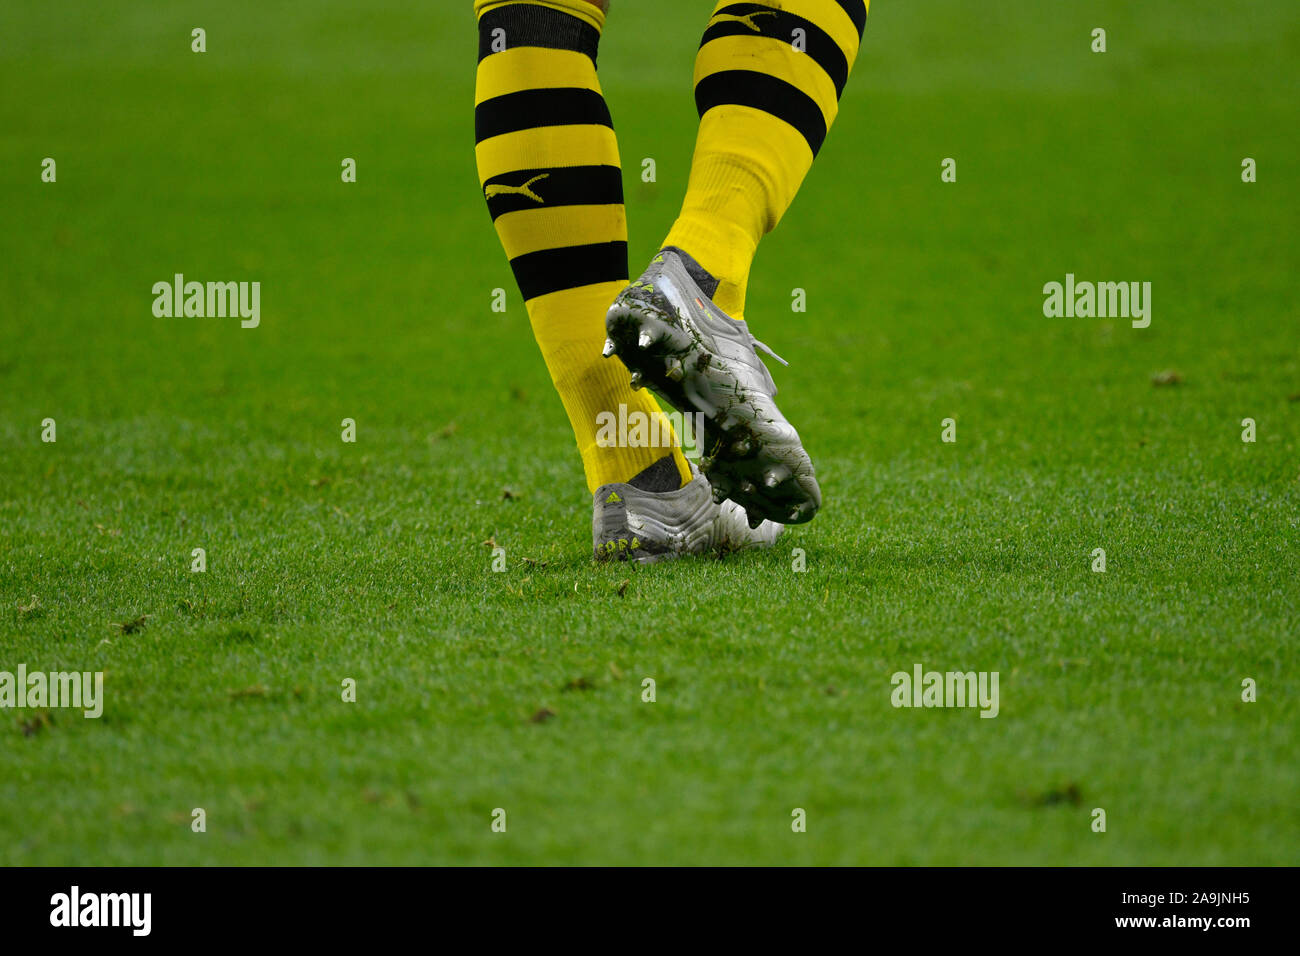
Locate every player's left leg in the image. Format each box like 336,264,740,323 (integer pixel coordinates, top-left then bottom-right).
475,0,782,561
474,0,690,497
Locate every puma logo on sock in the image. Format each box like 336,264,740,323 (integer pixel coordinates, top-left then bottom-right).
484,173,549,203
714,10,777,32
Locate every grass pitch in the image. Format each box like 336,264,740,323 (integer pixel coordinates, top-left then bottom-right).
1,0,1297,865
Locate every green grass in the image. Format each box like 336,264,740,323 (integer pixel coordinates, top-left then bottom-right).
1,0,1297,864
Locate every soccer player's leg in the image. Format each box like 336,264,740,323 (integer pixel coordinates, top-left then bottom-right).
474,0,780,561
605,0,867,525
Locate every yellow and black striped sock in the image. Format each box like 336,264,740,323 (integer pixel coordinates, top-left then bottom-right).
474,0,692,494
663,0,868,322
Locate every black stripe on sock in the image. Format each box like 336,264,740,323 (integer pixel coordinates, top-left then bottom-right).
475,88,612,144
509,241,628,301
835,0,868,37
483,165,624,221
702,3,849,97
694,70,828,155
477,4,601,64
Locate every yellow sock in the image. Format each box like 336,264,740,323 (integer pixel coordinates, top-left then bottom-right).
475,0,692,493
663,0,868,321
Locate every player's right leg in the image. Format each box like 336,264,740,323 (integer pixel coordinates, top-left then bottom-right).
606,0,868,526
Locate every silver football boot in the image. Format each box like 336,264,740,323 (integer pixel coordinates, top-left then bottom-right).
592,463,782,564
603,248,821,525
